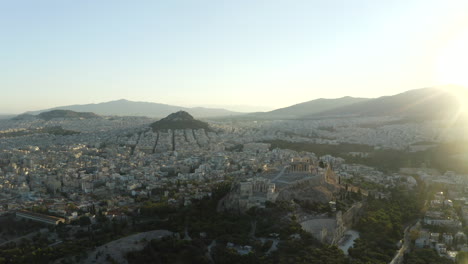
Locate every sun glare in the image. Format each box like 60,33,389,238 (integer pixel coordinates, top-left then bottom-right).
436,30,468,88
443,85,468,112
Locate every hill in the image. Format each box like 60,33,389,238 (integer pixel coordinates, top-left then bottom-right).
0,114,15,120
150,111,210,131
37,110,100,120
27,99,240,118
11,114,36,121
307,87,468,120
249,97,369,119
12,110,100,121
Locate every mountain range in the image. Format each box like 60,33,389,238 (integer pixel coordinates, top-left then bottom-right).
306,87,467,119
26,99,240,118
248,96,369,119
245,87,467,120
17,87,468,121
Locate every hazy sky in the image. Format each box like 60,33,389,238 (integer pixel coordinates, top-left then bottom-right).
1,0,468,113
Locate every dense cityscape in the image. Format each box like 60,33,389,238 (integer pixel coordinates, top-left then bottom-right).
1,92,468,263
2,1,468,263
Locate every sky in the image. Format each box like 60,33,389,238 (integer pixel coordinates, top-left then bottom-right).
1,0,468,113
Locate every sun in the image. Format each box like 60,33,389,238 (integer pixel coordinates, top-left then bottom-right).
436,30,468,88
435,28,468,118
438,85,468,130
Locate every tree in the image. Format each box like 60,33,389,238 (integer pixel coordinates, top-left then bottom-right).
79,216,91,227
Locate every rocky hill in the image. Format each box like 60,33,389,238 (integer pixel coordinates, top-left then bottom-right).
150,111,210,131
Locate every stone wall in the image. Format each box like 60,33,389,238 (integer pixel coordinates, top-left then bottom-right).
342,202,364,229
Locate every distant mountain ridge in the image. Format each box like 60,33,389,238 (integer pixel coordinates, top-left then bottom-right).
307,87,467,119
16,87,468,122
248,96,369,119
26,99,240,118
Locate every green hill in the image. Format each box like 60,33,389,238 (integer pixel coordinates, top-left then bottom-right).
150,111,210,131
37,110,100,120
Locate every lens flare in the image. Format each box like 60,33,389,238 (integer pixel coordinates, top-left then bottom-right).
436,30,468,88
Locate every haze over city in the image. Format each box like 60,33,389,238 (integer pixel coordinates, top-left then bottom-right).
3,2,468,264
2,0,468,113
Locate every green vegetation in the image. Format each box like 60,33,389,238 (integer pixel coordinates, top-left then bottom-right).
293,200,333,215
136,182,254,244
128,181,353,264
127,237,210,264
251,201,299,239
267,139,468,173
0,215,45,237
10,114,35,121
265,140,374,157
348,142,468,173
0,212,131,264
349,187,425,264
403,249,453,264
78,216,91,227
37,110,99,120
345,149,427,172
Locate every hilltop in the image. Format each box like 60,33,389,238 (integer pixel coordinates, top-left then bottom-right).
150,111,210,131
